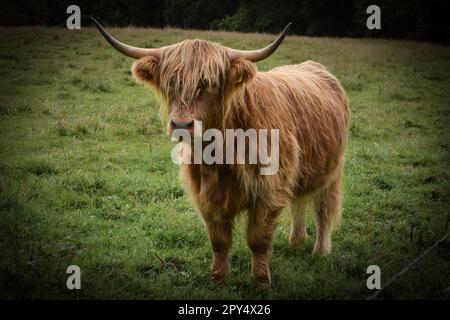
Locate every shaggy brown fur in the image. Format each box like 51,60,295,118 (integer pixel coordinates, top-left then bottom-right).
132,39,349,286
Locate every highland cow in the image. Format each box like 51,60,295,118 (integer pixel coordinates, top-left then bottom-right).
92,18,350,287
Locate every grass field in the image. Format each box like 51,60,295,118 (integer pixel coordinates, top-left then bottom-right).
0,26,449,299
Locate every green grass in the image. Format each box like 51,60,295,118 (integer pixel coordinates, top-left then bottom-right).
0,26,449,299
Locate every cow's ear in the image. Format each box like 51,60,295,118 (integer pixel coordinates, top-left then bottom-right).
229,59,256,88
132,56,160,84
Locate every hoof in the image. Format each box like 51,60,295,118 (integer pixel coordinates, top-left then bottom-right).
312,242,331,256
289,233,308,249
253,272,272,289
211,271,229,285
255,279,272,289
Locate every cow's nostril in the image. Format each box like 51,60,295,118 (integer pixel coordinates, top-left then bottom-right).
172,119,194,130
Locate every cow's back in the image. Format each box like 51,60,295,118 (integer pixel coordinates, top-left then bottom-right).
252,60,350,196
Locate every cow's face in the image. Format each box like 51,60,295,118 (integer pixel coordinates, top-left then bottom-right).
132,40,256,135
90,18,290,135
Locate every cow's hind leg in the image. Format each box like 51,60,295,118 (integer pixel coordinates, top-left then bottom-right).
289,199,309,248
312,172,343,255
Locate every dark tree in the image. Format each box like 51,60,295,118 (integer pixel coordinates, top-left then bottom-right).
0,0,448,43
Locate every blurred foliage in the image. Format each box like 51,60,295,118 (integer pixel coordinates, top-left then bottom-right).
1,1,449,41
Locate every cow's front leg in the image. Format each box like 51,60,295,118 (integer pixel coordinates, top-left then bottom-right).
246,208,281,287
204,216,234,284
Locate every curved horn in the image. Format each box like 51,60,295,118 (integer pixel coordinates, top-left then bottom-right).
228,23,292,62
90,17,162,59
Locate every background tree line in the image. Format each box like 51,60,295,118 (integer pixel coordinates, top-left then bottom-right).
2,0,449,43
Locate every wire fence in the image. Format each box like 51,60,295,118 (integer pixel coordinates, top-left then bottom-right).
367,228,449,300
